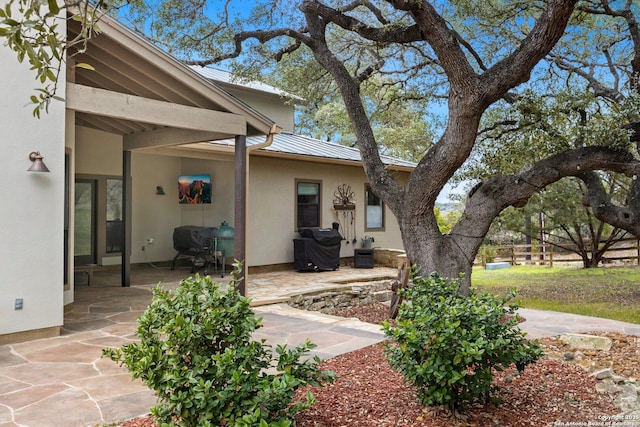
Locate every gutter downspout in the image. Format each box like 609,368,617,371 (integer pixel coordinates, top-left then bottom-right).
249,125,279,153
234,124,280,297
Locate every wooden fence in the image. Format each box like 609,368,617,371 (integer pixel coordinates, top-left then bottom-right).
475,238,640,268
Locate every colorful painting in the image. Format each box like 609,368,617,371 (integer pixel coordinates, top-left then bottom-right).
178,174,212,204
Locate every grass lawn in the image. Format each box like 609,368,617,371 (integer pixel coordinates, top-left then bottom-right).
471,264,640,324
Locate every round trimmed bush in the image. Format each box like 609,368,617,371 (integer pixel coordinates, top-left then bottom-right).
103,267,333,426
382,271,542,410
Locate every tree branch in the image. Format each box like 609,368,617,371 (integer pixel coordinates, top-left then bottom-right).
479,0,578,107
549,54,624,102
303,1,423,43
188,28,312,66
453,146,640,249
299,0,405,212
580,171,640,236
339,0,390,25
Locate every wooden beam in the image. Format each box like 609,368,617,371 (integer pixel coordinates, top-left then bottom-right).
124,128,228,151
234,135,247,296
66,83,246,134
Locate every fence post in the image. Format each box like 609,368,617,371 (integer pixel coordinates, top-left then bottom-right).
549,244,554,268
482,246,487,268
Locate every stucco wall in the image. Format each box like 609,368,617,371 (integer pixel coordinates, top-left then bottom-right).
246,155,406,267
226,88,295,132
0,40,66,335
129,154,236,264
75,127,122,176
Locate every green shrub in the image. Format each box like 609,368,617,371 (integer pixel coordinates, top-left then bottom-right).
382,272,542,410
103,267,334,426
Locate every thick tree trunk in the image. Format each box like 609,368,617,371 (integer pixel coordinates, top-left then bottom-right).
583,256,602,268
409,235,474,294
399,213,479,294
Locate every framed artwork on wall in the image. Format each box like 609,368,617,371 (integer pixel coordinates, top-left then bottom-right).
178,174,212,204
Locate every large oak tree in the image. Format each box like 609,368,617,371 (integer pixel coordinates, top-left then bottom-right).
182,0,638,292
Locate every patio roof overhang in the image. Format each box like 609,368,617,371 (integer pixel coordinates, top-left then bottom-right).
66,12,281,291
67,12,279,144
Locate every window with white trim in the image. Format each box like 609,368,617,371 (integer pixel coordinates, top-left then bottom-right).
365,184,384,230
296,180,321,229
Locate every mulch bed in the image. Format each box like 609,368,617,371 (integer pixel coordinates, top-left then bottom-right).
121,302,636,426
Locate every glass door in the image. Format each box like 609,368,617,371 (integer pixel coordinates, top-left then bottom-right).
74,179,96,265
106,179,123,253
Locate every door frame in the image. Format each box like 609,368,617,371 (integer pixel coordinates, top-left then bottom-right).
75,174,124,266
74,178,97,265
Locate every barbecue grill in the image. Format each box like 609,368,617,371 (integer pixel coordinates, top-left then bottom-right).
293,227,342,272
170,226,217,274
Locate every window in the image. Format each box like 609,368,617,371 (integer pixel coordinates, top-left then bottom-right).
106,179,123,253
296,180,321,229
365,184,384,230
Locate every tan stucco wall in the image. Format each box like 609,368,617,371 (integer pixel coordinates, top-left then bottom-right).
0,35,66,335
75,127,122,175
72,129,407,270
72,130,238,265
130,154,236,264
246,156,406,266
225,88,295,132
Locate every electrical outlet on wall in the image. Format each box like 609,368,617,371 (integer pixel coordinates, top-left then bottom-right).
15,298,23,310
146,237,154,245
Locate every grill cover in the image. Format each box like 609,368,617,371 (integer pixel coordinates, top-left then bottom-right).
294,227,342,272
298,228,342,245
173,226,216,252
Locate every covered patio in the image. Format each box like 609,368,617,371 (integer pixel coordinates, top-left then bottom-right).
66,11,280,298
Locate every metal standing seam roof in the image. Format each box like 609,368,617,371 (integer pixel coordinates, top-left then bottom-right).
192,66,414,169
209,131,416,169
190,66,299,99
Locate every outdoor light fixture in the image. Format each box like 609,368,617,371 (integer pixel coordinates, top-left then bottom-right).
156,185,166,195
27,151,50,172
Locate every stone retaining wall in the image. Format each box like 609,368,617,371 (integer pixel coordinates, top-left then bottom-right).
288,280,393,314
373,248,406,268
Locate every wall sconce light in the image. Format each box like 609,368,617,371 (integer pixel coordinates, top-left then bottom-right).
156,185,166,195
27,151,50,172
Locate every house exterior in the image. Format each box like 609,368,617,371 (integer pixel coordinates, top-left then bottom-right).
0,12,412,344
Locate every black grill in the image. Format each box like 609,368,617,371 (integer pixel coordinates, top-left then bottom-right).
294,227,342,272
170,226,216,273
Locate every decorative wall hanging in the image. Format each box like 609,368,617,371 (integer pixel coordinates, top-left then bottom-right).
333,184,357,244
178,174,212,204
